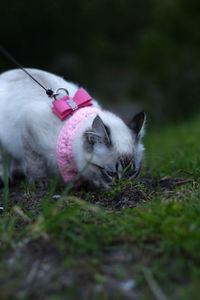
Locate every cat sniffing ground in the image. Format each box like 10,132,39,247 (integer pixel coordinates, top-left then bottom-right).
0,69,145,189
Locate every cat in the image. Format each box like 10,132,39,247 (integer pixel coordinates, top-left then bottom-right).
0,68,145,189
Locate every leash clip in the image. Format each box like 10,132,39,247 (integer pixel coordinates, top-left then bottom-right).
54,88,69,99
47,88,70,100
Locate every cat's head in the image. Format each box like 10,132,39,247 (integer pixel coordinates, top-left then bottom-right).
75,111,145,189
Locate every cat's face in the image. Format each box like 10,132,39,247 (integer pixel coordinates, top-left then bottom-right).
82,112,145,189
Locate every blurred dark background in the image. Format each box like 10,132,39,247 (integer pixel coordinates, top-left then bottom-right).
1,0,200,125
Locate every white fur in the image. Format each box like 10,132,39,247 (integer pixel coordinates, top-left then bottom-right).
0,68,145,187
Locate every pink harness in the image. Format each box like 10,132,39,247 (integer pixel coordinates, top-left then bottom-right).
56,106,100,184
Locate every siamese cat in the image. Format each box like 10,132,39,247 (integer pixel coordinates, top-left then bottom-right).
0,68,145,189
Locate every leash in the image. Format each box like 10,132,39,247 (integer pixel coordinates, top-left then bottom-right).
0,45,93,121
0,45,57,98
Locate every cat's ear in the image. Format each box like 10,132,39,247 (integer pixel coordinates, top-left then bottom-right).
92,115,110,140
128,112,145,138
85,115,111,149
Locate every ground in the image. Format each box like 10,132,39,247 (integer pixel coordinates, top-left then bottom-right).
0,116,200,300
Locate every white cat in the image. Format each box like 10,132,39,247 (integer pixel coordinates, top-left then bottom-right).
0,68,145,189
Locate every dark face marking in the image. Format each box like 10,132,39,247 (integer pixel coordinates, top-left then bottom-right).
89,153,140,189
101,169,114,183
119,154,139,179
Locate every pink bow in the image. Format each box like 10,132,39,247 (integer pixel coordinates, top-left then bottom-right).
52,88,93,120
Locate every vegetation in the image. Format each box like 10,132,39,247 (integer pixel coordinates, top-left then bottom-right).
1,116,200,299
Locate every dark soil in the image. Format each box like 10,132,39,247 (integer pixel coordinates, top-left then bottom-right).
0,175,193,211
80,176,193,209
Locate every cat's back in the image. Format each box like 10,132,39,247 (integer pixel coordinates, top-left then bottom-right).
0,68,78,101
0,68,79,131
0,68,79,157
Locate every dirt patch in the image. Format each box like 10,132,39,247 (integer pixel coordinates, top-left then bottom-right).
0,175,193,211
77,176,193,209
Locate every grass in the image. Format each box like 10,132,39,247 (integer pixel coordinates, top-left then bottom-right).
1,116,200,299
145,117,200,178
